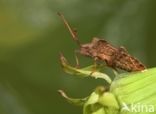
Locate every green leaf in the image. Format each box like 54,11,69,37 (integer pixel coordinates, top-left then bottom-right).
58,90,87,106
59,53,112,84
98,92,119,109
83,86,119,114
111,67,156,114
60,52,156,114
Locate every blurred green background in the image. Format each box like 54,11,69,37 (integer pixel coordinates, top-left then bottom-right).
0,0,156,114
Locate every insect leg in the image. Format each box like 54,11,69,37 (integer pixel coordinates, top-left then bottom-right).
74,50,80,68
119,46,128,53
89,57,98,76
112,69,119,76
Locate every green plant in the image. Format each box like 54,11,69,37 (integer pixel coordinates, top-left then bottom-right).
59,54,156,114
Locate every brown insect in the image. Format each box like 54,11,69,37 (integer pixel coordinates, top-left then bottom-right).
58,13,146,72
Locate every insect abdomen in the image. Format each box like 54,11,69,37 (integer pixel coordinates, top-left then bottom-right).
114,52,146,72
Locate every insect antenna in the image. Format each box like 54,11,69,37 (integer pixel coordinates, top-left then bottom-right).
57,12,81,47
